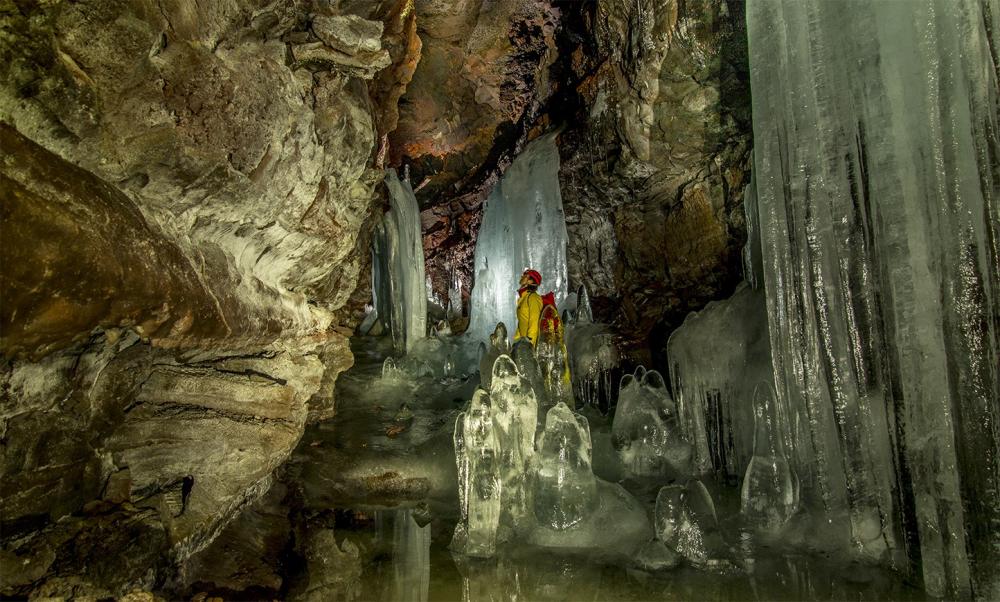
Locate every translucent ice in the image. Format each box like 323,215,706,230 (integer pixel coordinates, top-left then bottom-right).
535,318,574,409
740,383,798,533
565,286,619,409
511,339,547,416
667,283,772,476
373,169,427,353
478,323,510,390
452,390,502,557
748,2,1000,594
489,355,538,526
611,368,692,477
655,480,721,565
468,133,569,341
531,402,597,530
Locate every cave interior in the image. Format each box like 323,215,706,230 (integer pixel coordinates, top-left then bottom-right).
1,0,998,600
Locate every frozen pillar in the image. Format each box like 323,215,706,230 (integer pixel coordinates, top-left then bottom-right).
373,169,428,353
468,132,569,340
748,0,999,597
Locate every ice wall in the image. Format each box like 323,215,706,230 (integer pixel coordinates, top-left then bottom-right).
373,170,428,353
468,133,569,341
748,0,999,597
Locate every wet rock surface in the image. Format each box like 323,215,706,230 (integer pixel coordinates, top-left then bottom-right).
1,0,385,596
555,0,753,359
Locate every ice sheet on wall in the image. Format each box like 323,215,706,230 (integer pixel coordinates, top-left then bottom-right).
468,132,569,342
748,0,999,597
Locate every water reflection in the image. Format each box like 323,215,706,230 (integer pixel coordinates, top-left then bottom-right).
376,509,431,602
336,508,923,602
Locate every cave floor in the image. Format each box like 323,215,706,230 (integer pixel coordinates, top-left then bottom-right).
205,336,927,601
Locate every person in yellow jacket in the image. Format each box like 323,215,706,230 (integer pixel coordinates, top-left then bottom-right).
515,269,544,345
515,269,574,406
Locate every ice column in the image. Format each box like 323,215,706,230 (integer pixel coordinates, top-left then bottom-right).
748,0,999,596
468,132,569,340
489,355,538,528
373,170,428,353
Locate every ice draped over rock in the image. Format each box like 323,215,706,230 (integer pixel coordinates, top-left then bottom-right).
468,133,569,342
374,170,428,353
748,0,999,598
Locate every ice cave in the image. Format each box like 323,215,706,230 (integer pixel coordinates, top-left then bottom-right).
1,1,997,600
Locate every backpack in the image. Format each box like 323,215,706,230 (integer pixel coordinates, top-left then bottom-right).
538,292,562,339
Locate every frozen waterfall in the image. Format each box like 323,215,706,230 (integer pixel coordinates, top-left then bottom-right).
372,169,428,353
748,0,999,597
468,132,569,342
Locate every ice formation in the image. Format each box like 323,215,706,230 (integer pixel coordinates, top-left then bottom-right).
667,283,772,476
452,390,502,558
535,316,574,409
478,323,511,390
748,1,999,596
510,339,547,415
565,285,619,409
468,132,569,341
373,169,428,353
489,355,539,528
739,383,799,533
654,480,720,566
532,402,597,530
611,367,692,477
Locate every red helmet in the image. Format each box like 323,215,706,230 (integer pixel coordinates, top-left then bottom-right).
522,269,542,286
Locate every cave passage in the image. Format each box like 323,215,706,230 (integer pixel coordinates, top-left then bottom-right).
1,0,997,600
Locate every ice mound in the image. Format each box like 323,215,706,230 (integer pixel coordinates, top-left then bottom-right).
611,367,693,477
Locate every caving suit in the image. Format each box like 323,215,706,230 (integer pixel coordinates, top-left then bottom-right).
515,288,543,346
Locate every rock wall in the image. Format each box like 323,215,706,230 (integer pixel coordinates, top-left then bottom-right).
555,0,752,360
0,0,393,595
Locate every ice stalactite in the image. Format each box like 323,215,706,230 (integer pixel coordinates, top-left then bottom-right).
468,132,569,343
373,169,428,353
667,283,773,478
748,0,999,597
565,286,620,410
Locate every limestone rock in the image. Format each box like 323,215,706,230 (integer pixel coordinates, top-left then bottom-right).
292,42,392,79
311,14,384,55
557,0,752,355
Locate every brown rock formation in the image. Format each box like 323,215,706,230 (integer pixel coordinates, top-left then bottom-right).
555,0,752,361
0,0,389,596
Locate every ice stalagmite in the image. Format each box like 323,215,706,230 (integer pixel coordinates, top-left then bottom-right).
478,323,511,390
740,382,799,533
489,355,538,528
748,0,999,596
654,480,720,566
611,368,692,477
452,390,502,557
373,170,428,353
532,402,597,530
468,133,569,340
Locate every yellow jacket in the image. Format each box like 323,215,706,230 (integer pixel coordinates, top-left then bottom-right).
515,289,543,346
